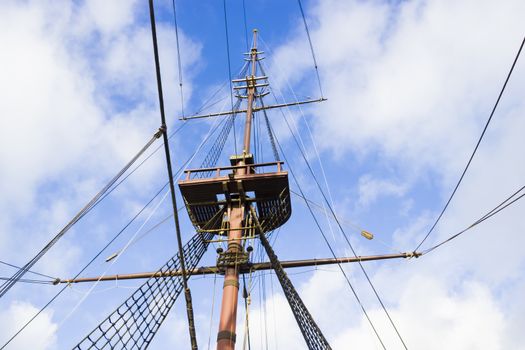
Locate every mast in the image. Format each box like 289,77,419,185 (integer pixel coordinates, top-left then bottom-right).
216,29,259,350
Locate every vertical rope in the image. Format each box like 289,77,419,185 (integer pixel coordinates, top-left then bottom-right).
171,0,185,118
148,1,197,347
242,0,250,52
223,0,238,155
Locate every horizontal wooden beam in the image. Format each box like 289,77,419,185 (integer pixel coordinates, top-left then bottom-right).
55,252,420,285
180,98,326,120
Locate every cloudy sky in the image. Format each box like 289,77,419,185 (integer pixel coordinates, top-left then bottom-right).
1,0,524,349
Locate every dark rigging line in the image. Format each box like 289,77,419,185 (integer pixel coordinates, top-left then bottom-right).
94,122,188,208
0,277,54,285
423,185,525,255
414,35,525,252
171,0,185,118
1,90,222,348
280,107,409,350
0,260,56,281
242,273,252,350
242,0,250,52
269,121,388,349
148,1,198,348
0,184,168,350
260,46,402,343
296,0,324,98
223,0,238,155
0,129,163,299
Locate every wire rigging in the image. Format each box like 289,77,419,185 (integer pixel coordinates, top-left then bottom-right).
0,260,57,281
3,117,221,348
424,184,525,255
171,0,185,118
268,121,387,349
414,34,525,252
296,0,324,98
242,0,250,52
223,0,238,155
0,129,163,300
0,183,168,350
58,189,171,328
148,1,198,346
257,51,340,248
259,36,406,346
280,103,409,349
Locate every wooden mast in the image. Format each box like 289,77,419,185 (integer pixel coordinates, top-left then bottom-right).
216,29,259,350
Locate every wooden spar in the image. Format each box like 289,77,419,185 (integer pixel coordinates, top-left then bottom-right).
55,252,421,284
179,98,327,120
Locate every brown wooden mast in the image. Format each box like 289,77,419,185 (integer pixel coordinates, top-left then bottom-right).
216,29,259,350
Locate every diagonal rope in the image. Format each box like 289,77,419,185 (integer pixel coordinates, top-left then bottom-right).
279,106,408,349
1,81,225,349
0,129,163,300
0,260,57,281
423,185,525,255
297,0,324,98
268,118,387,349
251,206,332,350
73,231,214,350
414,35,525,252
0,184,169,350
58,189,171,328
223,0,238,155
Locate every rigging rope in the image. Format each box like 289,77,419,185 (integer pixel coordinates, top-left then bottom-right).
242,272,252,350
171,0,185,118
0,129,163,300
251,207,332,350
148,0,198,346
198,100,241,175
1,79,223,348
414,34,525,252
279,106,408,349
207,272,218,350
0,184,168,350
223,0,238,155
268,120,387,349
257,42,340,248
58,189,171,328
296,0,324,98
242,0,250,52
290,189,401,252
0,260,57,281
74,230,215,350
423,184,525,255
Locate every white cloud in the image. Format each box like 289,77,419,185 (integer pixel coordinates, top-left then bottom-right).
0,302,57,350
357,175,407,208
250,0,525,348
2,0,525,348
0,1,202,346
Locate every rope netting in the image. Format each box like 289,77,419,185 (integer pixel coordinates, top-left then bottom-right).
73,231,213,350
250,205,332,350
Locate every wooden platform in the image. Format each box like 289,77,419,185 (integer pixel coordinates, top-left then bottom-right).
178,162,291,234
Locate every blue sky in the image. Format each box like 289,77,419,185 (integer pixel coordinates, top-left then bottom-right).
1,0,525,349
